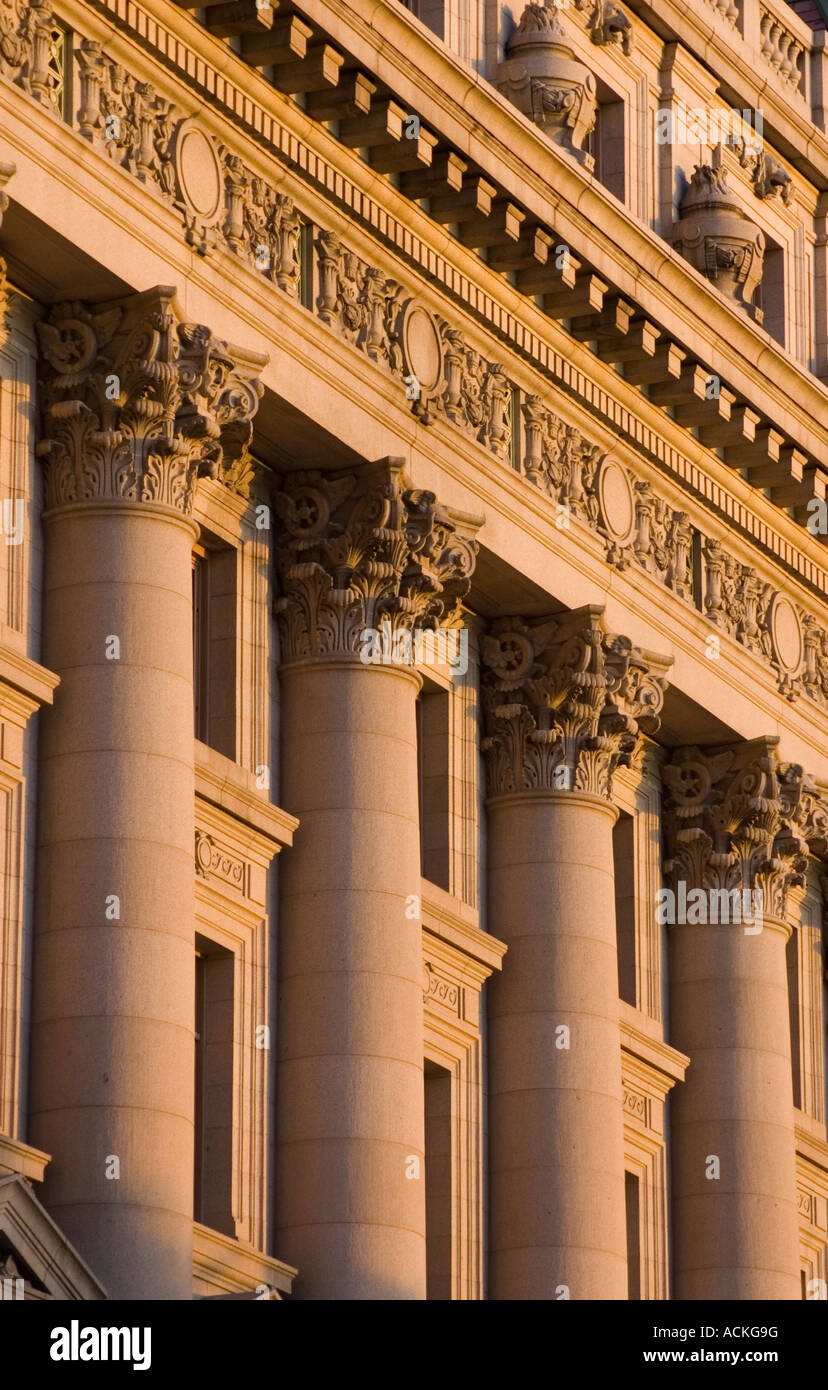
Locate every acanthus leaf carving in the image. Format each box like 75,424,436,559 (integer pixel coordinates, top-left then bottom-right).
36,289,265,512
481,607,669,798
273,459,482,661
662,742,828,923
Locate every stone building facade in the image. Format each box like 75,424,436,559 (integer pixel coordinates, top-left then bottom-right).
0,0,827,1301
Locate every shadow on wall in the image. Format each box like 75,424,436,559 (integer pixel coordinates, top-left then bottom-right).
500,5,518,61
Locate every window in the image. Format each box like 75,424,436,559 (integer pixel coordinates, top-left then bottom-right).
756,238,786,347
192,538,237,757
614,810,637,1007
586,82,626,202
416,683,452,890
424,1060,453,1300
787,927,802,1109
788,880,826,1121
194,938,235,1235
625,1171,641,1300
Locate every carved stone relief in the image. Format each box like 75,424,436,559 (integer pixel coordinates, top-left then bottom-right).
36,289,265,512
498,4,597,172
662,742,828,923
480,607,669,798
673,165,765,320
273,459,481,660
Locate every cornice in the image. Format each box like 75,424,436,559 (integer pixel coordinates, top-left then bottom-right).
0,1174,108,1299
622,0,828,172
0,1133,49,1184
30,0,828,588
193,1221,297,1296
217,0,828,462
195,740,298,850
420,879,507,976
0,645,59,710
795,1123,828,1175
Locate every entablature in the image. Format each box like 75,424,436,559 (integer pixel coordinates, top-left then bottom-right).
4,0,828,555
147,0,828,479
6,0,828,754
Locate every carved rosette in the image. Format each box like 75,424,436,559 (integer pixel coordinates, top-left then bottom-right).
35,288,266,513
273,460,481,661
480,607,669,799
498,4,597,171
662,742,828,923
673,165,765,319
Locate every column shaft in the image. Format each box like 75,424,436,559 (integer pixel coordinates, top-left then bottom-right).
663,741,811,1300
488,791,628,1300
669,917,800,1299
276,658,427,1299
481,608,669,1301
30,503,196,1299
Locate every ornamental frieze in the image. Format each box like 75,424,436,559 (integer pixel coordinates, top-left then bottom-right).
225,154,302,294
6,6,828,714
0,0,62,105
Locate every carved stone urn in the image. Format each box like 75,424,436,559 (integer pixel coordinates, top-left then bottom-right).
672,164,765,320
498,3,597,171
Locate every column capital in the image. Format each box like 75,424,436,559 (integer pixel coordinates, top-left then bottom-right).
663,739,828,922
480,606,670,798
273,458,482,662
35,286,266,514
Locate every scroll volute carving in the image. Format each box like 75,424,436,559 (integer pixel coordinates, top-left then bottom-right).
273,458,482,661
662,741,828,923
497,3,597,171
36,287,266,512
673,164,765,320
481,606,670,798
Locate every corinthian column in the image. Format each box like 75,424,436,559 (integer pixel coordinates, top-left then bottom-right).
273,462,480,1299
29,289,265,1299
482,608,669,1299
663,741,828,1300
